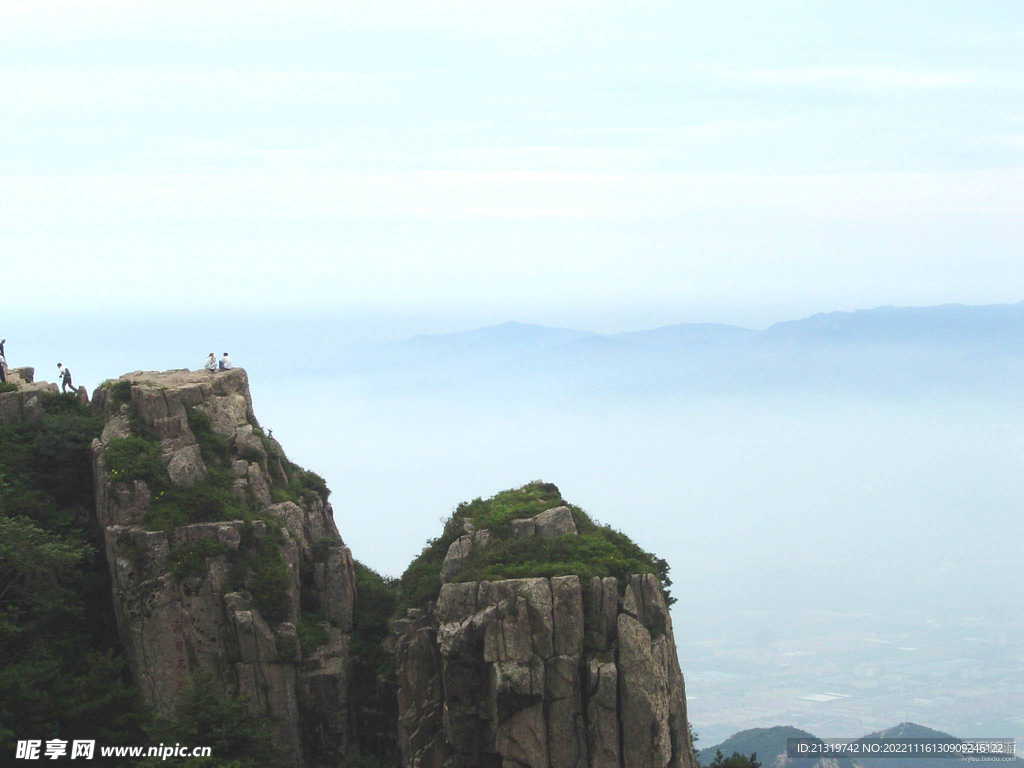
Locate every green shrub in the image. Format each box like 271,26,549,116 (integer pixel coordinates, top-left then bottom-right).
352,562,397,674
0,393,149,755
350,562,400,765
106,380,133,405
272,462,330,506
239,444,264,463
271,474,325,506
103,437,164,485
395,483,563,612
144,469,249,531
312,536,335,562
168,539,232,581
186,407,231,469
396,483,674,611
297,613,330,653
395,532,459,613
300,469,328,499
0,382,18,394
228,523,290,625
135,407,258,532
457,530,654,583
140,668,287,768
469,482,562,533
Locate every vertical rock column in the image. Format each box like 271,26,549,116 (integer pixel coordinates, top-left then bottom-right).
393,573,697,768
90,369,359,768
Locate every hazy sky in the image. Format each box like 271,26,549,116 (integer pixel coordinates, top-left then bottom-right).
2,1,1022,330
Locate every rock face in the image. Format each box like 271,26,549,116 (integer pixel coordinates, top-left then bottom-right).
392,571,697,768
90,369,358,767
0,369,60,425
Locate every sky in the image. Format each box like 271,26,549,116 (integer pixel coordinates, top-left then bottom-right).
1,1,1023,331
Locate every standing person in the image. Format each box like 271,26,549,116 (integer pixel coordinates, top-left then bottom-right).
57,363,75,394
0,340,7,384
204,353,217,373
219,352,233,371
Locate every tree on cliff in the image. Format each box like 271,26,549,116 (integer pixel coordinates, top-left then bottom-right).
140,670,287,768
0,395,148,758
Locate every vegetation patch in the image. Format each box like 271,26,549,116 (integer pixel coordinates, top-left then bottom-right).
312,536,335,562
168,539,233,581
104,379,133,405
0,397,148,755
137,407,257,531
457,527,657,584
228,523,291,625
104,437,165,485
185,407,231,469
270,464,330,506
297,613,330,654
349,562,400,766
464,482,563,534
396,482,673,612
0,382,19,394
145,470,250,531
141,668,287,768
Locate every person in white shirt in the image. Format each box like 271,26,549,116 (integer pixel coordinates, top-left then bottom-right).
219,353,233,371
57,363,75,394
204,353,217,373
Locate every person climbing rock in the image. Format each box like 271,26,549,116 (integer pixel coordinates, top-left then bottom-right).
204,352,218,373
57,363,75,394
219,352,233,371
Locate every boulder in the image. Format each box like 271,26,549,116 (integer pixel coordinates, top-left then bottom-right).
533,506,577,538
166,444,205,486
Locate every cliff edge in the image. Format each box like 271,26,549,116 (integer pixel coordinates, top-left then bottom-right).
90,368,357,766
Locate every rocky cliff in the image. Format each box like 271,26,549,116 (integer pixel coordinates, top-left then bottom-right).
90,369,358,767
390,486,698,768
2,367,697,768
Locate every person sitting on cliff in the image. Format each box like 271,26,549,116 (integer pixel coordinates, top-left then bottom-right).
204,352,218,373
219,352,233,371
57,363,75,394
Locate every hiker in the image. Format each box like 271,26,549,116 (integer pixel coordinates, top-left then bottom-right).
57,363,75,394
0,338,6,383
219,352,233,371
204,353,217,373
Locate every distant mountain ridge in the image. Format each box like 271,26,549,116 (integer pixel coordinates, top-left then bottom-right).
328,302,1024,395
698,722,1022,768
403,301,1024,351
